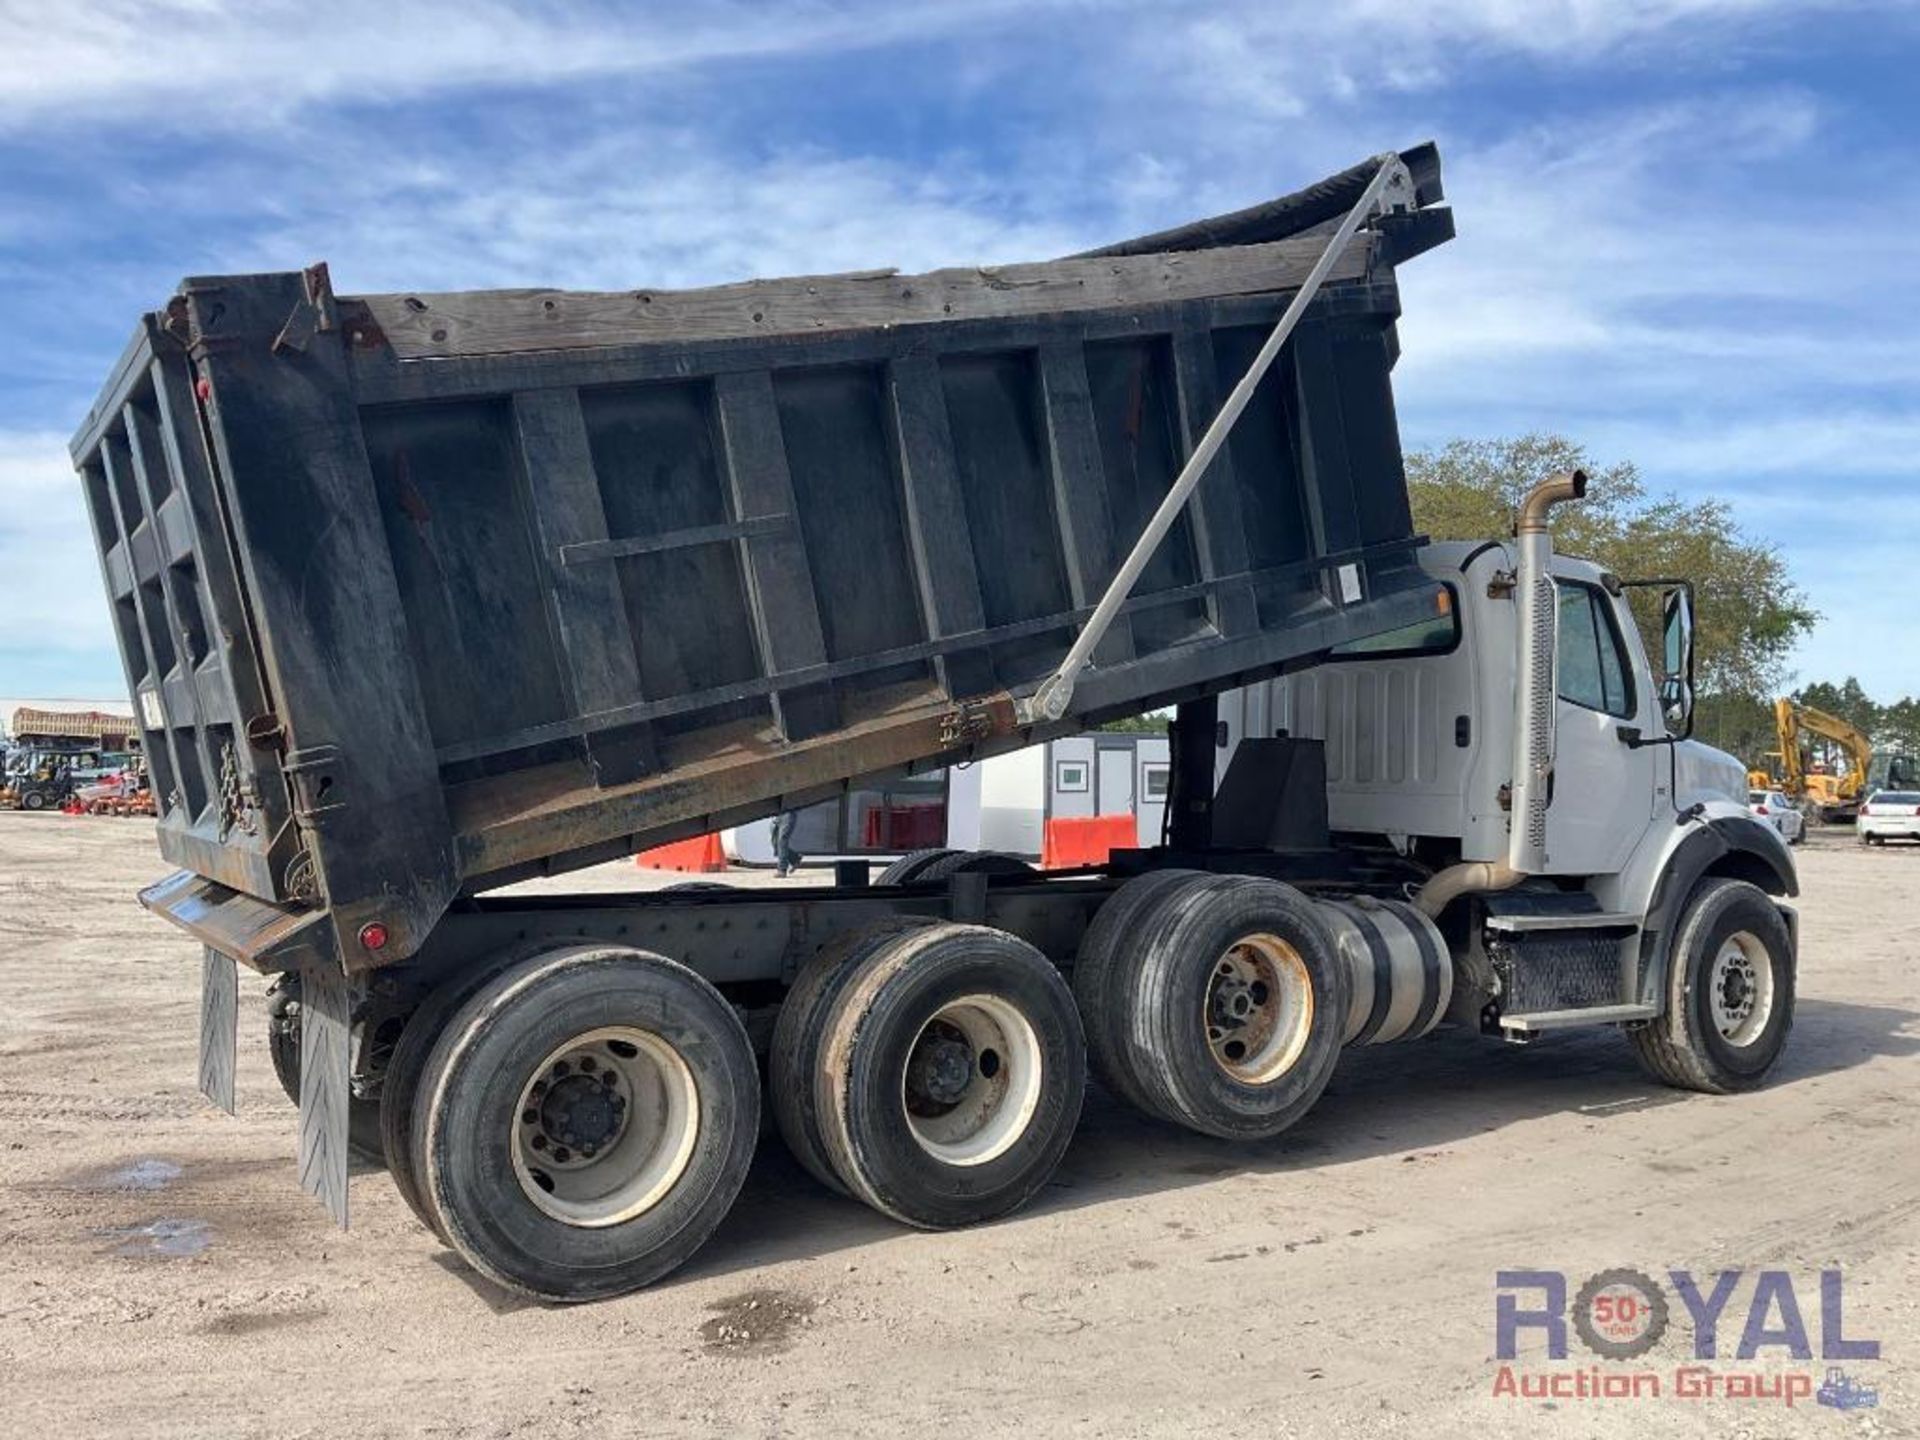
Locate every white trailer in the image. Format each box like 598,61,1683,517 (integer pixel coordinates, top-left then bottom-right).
723,734,1168,865
974,733,1170,856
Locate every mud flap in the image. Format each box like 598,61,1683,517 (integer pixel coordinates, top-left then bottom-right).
296,962,352,1227
197,946,238,1115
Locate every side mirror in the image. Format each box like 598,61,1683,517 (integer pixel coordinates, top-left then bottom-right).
1659,583,1695,737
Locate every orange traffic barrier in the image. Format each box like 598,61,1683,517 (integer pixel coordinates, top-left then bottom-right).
635,833,727,873
1041,813,1137,870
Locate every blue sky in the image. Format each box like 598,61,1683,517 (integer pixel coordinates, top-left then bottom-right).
2,0,1915,702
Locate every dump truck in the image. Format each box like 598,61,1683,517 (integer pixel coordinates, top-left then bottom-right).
72,143,1798,1302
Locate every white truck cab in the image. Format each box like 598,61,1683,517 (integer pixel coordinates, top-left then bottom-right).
1220,476,1797,1080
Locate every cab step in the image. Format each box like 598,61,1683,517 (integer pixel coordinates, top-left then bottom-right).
1498,1003,1658,1034
1484,910,1640,933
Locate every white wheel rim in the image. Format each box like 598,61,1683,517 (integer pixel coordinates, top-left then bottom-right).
509,1026,699,1227
1204,933,1315,1083
900,994,1044,1167
1708,932,1774,1047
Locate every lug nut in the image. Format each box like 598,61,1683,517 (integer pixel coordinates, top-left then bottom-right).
579,1056,597,1073
521,1108,538,1125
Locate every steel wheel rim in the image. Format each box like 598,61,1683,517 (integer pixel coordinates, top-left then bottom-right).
900,994,1043,1167
1708,931,1774,1047
1204,932,1314,1084
510,1026,699,1227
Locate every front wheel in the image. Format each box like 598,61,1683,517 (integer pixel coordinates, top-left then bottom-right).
1628,878,1795,1093
412,945,759,1301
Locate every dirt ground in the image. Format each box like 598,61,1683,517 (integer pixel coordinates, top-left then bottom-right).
1,813,1914,1438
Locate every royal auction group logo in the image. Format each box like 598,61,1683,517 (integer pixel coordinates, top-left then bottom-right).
1493,1268,1882,1410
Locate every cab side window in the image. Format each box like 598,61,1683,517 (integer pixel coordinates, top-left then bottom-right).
1557,582,1633,718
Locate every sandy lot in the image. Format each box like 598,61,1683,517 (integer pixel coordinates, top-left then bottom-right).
0,813,1914,1438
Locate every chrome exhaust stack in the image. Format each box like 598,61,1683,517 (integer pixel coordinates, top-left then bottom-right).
1507,468,1586,874
1414,469,1587,916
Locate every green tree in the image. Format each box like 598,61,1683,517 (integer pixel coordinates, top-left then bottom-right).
1880,697,1920,756
1098,711,1169,734
1694,690,1777,771
1405,435,1818,706
1792,677,1878,739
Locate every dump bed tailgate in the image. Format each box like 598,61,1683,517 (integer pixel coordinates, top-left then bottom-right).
69,318,300,903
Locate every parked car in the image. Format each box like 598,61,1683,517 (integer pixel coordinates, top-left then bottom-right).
1748,788,1805,845
1857,791,1920,845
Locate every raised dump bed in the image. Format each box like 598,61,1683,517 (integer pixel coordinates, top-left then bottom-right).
72,144,1453,972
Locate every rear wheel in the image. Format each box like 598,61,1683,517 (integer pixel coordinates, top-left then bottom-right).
913,850,1037,882
874,849,958,886
21,790,47,811
770,918,934,1193
1084,875,1347,1140
1071,869,1210,1111
1629,878,1794,1094
412,945,758,1301
795,923,1085,1228
379,947,546,1236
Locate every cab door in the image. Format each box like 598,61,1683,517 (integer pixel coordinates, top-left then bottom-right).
1541,578,1658,874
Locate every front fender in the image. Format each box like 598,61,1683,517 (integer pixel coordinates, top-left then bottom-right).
1634,813,1796,1009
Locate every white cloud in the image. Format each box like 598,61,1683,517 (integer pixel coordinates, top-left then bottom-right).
1388,87,1920,427
0,0,1075,131
2,0,1882,136
93,124,1091,298
1580,412,1920,479
1118,0,1870,128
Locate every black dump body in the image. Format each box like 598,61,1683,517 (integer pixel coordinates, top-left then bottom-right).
71,144,1454,974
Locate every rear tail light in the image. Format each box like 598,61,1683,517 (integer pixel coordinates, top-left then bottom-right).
1755,805,1768,815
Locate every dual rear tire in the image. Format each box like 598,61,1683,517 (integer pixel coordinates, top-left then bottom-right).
384,924,1084,1301
376,871,1341,1299
874,849,1036,885
391,946,759,1302
772,921,1085,1229
1073,872,1348,1140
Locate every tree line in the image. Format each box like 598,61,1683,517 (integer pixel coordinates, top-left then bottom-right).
1404,433,1855,773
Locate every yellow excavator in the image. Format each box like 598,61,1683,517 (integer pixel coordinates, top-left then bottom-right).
1750,698,1875,824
